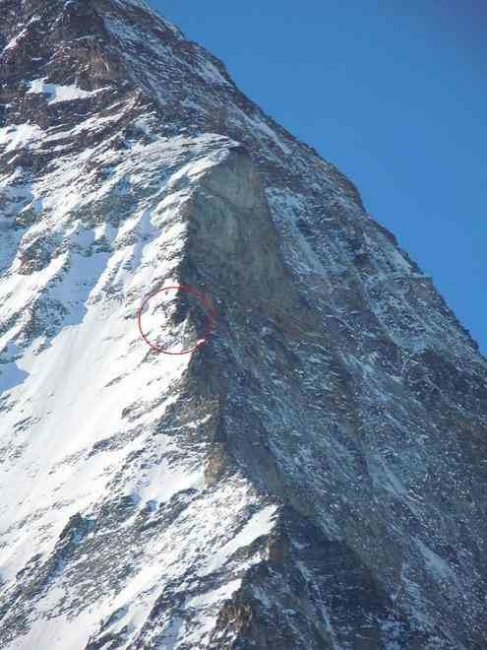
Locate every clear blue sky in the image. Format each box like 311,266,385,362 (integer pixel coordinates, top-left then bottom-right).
150,0,486,354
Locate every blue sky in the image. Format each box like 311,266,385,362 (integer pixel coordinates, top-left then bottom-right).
151,1,486,354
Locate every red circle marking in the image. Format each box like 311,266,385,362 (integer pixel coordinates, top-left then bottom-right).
137,285,216,355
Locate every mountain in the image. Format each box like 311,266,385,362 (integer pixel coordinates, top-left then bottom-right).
0,1,486,648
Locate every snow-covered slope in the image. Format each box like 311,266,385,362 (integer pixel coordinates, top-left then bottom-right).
0,113,278,646
1,1,486,648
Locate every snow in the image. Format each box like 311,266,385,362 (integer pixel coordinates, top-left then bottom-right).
188,579,242,609
8,610,98,650
0,123,44,153
1,134,228,577
0,28,27,57
5,479,274,649
1,0,483,646
0,253,67,343
252,116,291,154
0,294,188,564
27,79,103,104
131,457,205,503
186,579,243,641
193,56,230,86
201,505,277,576
117,0,152,9
415,539,457,584
0,118,278,648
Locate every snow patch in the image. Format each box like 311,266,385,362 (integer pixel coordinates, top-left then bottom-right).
27,79,104,104
201,505,277,576
415,539,457,584
0,123,44,153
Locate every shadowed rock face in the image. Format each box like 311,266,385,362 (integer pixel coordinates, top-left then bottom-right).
0,1,486,648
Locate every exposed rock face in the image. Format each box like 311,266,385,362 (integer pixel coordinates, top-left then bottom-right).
0,1,485,648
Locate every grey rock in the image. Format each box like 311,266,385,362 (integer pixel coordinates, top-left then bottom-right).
0,1,485,649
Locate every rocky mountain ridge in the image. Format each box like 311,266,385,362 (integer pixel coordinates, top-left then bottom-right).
0,1,486,648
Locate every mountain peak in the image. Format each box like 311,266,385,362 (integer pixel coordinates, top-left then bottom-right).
0,2,486,649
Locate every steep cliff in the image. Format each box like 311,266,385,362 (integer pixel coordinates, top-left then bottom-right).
0,1,486,648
